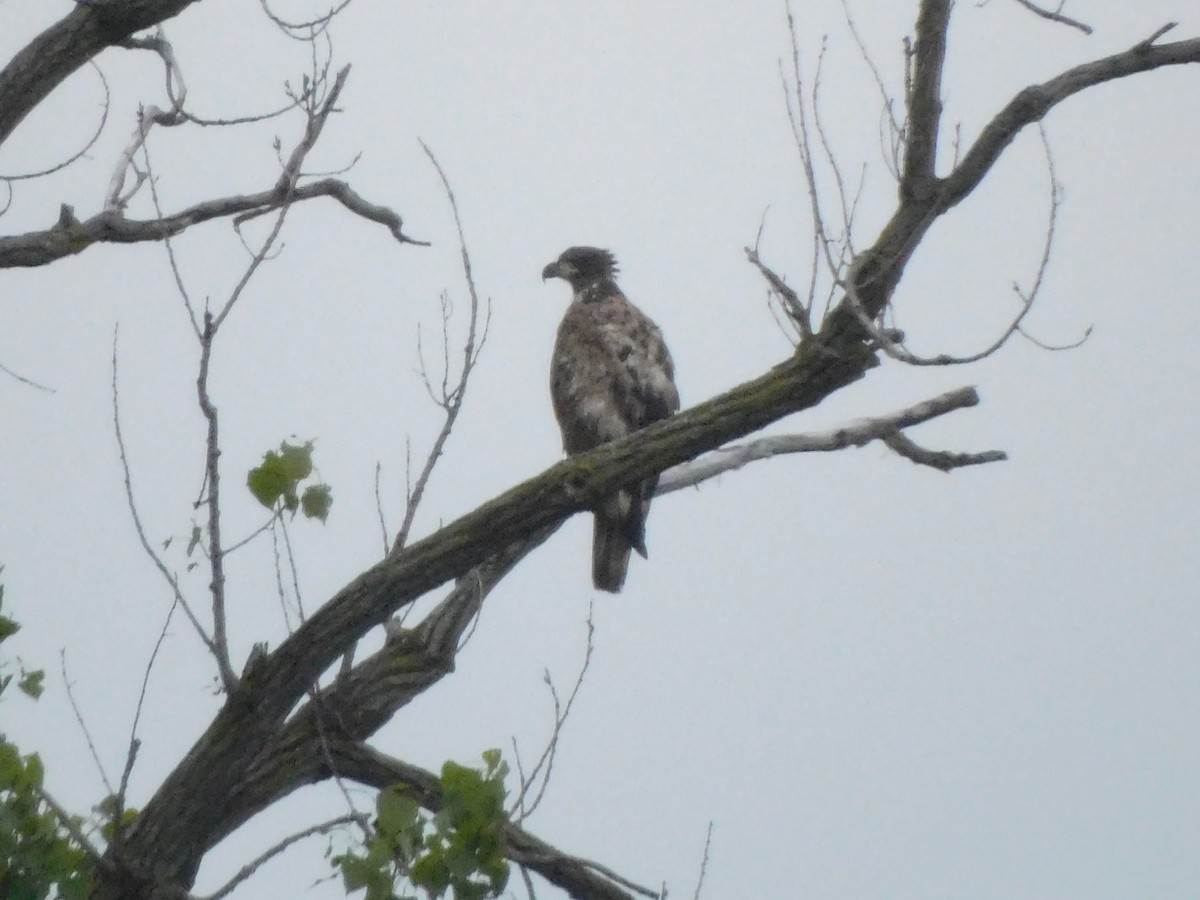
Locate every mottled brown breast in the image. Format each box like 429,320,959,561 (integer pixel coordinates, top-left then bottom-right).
551,288,679,455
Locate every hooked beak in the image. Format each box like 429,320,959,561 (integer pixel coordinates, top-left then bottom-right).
541,261,559,281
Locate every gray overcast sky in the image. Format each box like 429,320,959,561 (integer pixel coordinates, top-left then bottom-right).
2,1,1198,898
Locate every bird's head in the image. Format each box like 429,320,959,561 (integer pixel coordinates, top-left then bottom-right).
542,246,618,291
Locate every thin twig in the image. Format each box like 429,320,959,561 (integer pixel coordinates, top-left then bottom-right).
223,516,276,556
511,608,596,821
196,313,238,693
810,40,856,255
213,66,351,330
0,62,110,182
0,358,55,392
745,245,810,342
111,326,214,653
114,596,179,844
520,864,539,900
374,461,390,556
142,140,201,338
278,515,306,622
1004,0,1093,35
29,782,106,865
1017,322,1092,351
59,651,115,797
271,520,297,633
307,693,374,841
846,122,1061,367
691,822,714,900
391,141,488,553
1135,23,1178,50
199,815,356,900
781,3,843,291
841,0,904,174
258,0,357,37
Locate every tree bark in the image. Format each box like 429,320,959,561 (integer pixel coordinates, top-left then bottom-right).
0,1,200,148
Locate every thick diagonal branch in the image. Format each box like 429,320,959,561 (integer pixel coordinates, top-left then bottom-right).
199,386,999,860
94,331,872,899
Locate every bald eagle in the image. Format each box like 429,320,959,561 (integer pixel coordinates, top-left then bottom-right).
543,246,680,592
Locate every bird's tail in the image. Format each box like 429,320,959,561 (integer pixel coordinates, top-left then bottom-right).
591,482,656,593
592,512,633,593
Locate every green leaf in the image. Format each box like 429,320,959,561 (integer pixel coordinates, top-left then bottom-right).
18,669,43,699
0,614,18,642
377,787,420,839
276,441,314,481
337,852,379,891
24,752,44,788
247,451,291,508
0,740,22,784
301,483,333,522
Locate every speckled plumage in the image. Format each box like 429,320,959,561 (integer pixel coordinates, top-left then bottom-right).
543,247,680,592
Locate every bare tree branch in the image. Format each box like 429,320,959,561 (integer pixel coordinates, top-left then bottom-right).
105,29,187,213
941,32,1200,211
0,358,56,392
195,314,238,693
59,651,115,798
337,744,654,900
29,781,107,867
510,608,596,822
841,0,904,176
392,142,488,552
0,62,110,183
114,597,178,848
198,816,356,900
844,126,1059,368
903,0,951,188
660,386,1002,491
257,0,357,38
691,822,714,900
0,176,424,269
745,243,810,343
0,1,202,148
882,430,1007,471
1004,0,1094,35
112,326,215,656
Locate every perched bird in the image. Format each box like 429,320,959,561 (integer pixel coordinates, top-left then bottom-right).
543,246,680,592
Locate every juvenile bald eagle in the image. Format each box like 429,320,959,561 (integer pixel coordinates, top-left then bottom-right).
543,246,680,592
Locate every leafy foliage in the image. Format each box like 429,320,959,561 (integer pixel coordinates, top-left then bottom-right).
0,580,44,704
0,577,94,900
335,751,511,900
246,440,333,521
